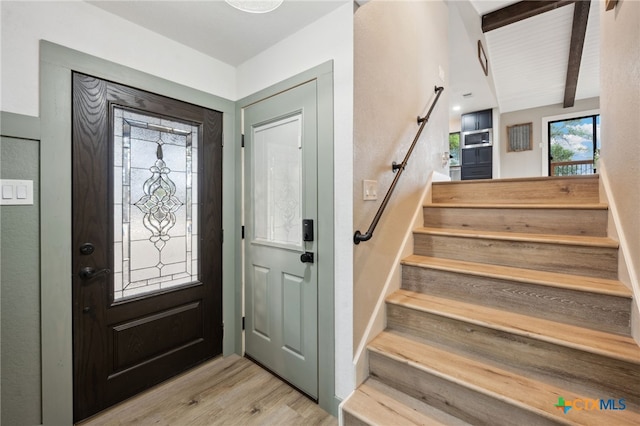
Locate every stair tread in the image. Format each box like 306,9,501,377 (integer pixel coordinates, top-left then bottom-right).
401,254,632,298
424,202,608,210
387,289,640,365
344,380,472,426
415,227,619,248
433,174,599,185
369,331,640,425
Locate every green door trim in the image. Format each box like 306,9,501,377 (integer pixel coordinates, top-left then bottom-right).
235,61,336,415
39,41,237,425
1,111,41,141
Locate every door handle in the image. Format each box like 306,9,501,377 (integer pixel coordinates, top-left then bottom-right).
300,252,314,264
79,266,111,280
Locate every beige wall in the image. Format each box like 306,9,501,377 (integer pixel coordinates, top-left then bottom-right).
499,97,600,178
600,1,640,304
353,0,449,350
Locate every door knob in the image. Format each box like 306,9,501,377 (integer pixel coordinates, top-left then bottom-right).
79,266,110,280
300,252,314,264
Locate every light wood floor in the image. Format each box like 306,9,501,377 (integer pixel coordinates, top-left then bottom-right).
77,355,337,426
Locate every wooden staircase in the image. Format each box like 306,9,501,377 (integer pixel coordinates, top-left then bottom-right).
343,175,640,425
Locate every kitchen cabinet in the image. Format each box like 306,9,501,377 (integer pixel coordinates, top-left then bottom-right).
462,146,492,165
461,109,493,132
461,146,492,180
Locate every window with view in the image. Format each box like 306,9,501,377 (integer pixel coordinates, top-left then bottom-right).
548,114,600,176
449,132,460,166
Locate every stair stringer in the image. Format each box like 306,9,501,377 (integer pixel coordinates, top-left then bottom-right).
599,161,640,347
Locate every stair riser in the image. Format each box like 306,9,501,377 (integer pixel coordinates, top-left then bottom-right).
423,207,607,237
386,304,640,404
413,234,618,279
343,412,368,426
368,351,565,426
401,265,631,335
432,177,600,204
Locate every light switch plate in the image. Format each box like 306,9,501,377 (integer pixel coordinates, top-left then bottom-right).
0,179,34,205
2,184,14,199
363,180,378,201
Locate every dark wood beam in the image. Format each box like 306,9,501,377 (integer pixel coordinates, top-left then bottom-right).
482,0,576,33
563,0,590,108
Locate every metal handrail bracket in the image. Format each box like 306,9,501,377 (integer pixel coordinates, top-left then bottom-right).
354,86,444,245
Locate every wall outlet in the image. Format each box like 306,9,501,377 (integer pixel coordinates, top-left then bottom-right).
363,180,378,201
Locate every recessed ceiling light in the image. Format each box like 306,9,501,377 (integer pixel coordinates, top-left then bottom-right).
452,105,461,111
225,0,284,14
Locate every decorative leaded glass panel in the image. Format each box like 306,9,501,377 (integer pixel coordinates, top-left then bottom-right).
252,114,302,248
113,107,199,300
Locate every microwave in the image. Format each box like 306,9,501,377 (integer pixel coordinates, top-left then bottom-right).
462,128,492,148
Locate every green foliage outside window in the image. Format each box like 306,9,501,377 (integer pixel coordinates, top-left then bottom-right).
550,144,575,162
449,133,460,166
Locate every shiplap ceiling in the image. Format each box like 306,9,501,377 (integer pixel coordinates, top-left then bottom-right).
469,0,600,113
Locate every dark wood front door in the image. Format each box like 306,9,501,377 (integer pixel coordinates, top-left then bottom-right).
72,72,223,421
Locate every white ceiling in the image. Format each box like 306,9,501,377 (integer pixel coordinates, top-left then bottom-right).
87,0,348,67
470,0,517,15
86,0,600,118
453,0,600,115
448,2,499,120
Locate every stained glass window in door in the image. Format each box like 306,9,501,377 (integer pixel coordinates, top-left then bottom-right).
113,107,199,300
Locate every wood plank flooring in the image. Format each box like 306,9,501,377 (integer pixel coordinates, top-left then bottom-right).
77,355,336,426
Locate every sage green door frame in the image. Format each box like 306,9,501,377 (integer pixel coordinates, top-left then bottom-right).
40,42,336,424
39,41,237,425
236,62,336,414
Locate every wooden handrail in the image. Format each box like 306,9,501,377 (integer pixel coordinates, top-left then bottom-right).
354,86,445,245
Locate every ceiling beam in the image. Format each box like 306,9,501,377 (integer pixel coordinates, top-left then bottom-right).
563,0,590,108
482,0,576,33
